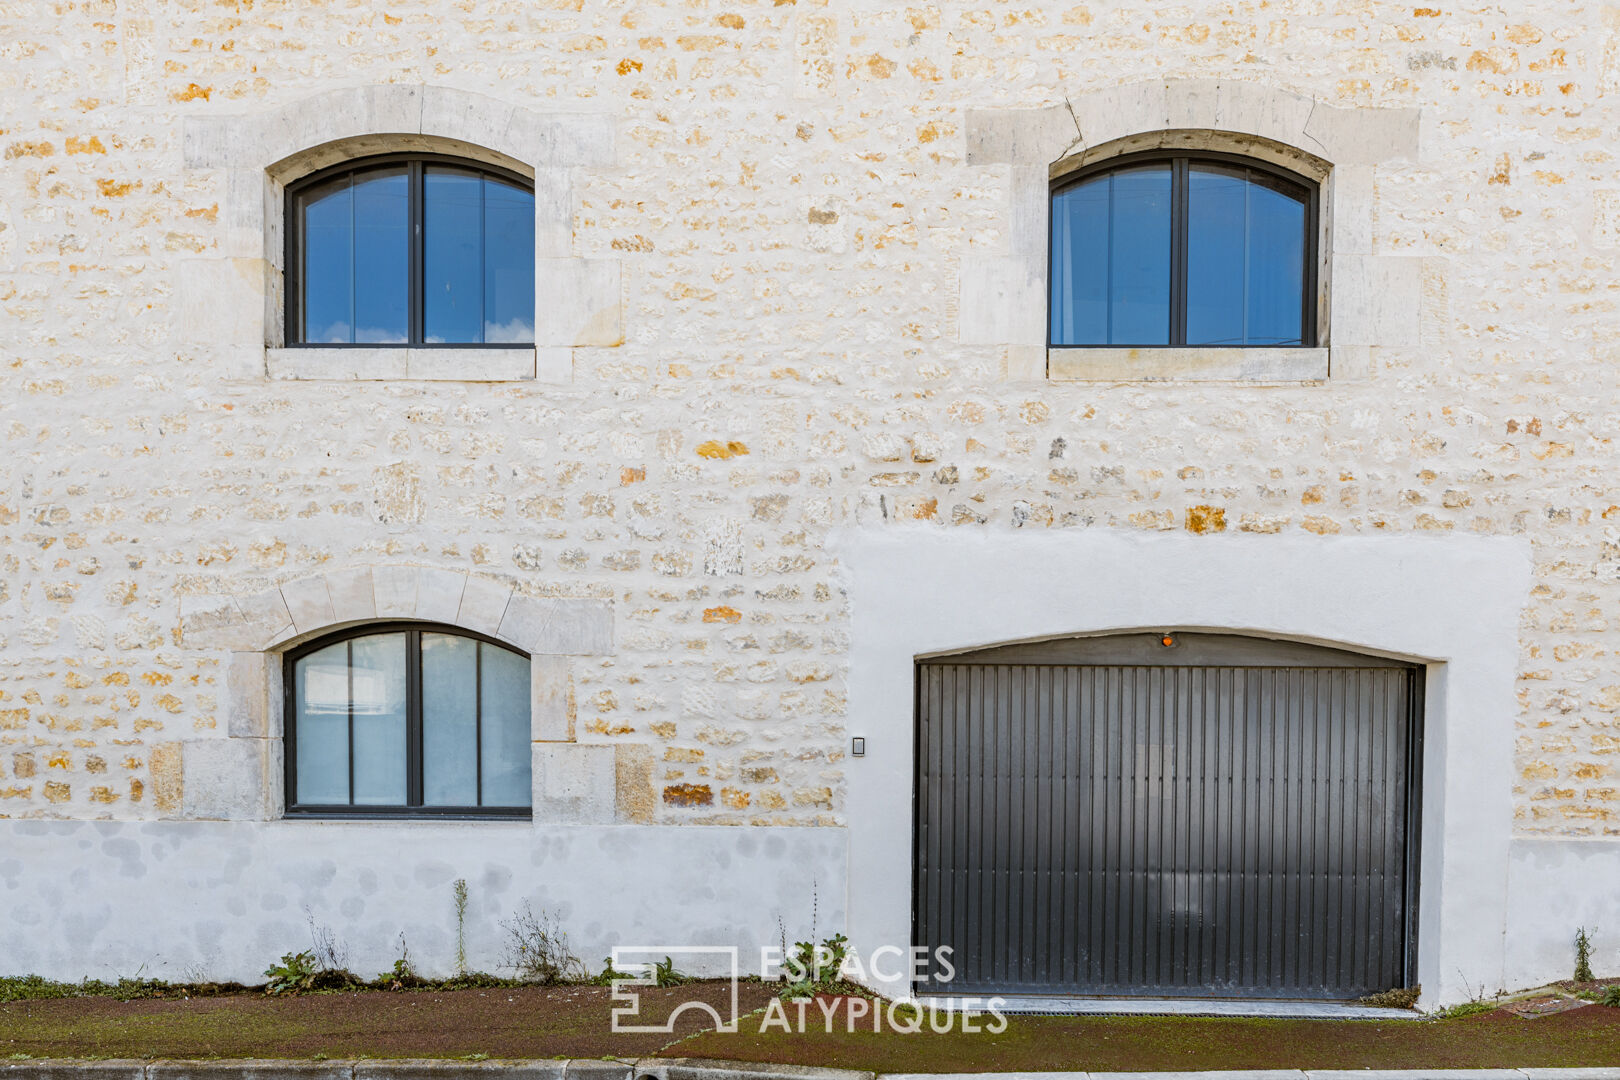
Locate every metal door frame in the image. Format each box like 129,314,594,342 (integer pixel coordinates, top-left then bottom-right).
909,630,1425,1001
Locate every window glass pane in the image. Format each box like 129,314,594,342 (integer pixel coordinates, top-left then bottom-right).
422,632,479,807
1246,178,1307,345
351,168,409,343
1049,176,1109,346
424,167,485,344
1108,166,1172,345
1186,165,1247,346
294,641,350,804
479,644,531,807
300,175,354,344
298,168,408,344
349,633,408,805
484,177,535,343
1187,164,1307,346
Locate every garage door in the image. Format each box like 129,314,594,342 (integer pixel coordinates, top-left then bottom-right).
913,632,1422,1000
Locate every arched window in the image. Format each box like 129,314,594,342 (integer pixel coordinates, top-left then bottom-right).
285,624,532,817
286,155,535,346
1049,152,1317,348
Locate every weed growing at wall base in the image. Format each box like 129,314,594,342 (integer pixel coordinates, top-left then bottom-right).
0,975,250,1002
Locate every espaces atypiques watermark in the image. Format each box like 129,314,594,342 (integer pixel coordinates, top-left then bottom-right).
608,944,1009,1035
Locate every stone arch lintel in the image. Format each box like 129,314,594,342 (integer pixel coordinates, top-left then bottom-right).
1048,128,1334,186
958,80,1426,368
182,566,615,822
266,134,535,185
966,79,1420,170
183,84,615,174
178,565,614,657
176,84,623,374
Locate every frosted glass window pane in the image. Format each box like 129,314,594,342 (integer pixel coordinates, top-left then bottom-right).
479,644,532,807
349,633,407,805
294,641,350,804
422,632,478,806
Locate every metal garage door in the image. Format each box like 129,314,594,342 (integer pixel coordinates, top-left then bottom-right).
913,632,1422,1000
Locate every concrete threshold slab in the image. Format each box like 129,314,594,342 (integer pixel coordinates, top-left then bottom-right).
918,995,1419,1019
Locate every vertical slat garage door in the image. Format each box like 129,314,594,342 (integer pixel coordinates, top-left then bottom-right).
913,632,1422,1000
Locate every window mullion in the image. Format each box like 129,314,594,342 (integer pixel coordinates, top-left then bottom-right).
347,172,357,345
478,173,488,345
1171,158,1188,347
284,654,298,809
346,639,355,806
1105,175,1114,345
475,641,484,808
1242,168,1252,347
410,162,424,347
285,186,298,346
407,629,423,807
1306,187,1318,348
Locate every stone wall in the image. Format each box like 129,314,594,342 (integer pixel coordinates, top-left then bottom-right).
0,0,1616,843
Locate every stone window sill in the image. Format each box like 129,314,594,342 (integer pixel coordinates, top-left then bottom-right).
1048,346,1329,383
266,347,538,382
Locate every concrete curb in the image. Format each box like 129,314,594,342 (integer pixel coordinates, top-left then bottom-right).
3,1065,1620,1080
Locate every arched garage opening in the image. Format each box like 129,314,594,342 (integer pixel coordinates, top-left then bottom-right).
912,631,1424,1001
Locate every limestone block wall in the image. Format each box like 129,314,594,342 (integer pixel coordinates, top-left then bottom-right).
0,0,1616,852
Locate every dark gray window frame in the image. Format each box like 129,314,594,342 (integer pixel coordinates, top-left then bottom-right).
282,621,532,820
1048,150,1320,349
284,153,536,349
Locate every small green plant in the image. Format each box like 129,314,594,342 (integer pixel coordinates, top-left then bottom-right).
264,951,318,995
591,956,637,986
264,947,364,995
453,879,470,975
0,975,248,1003
1601,984,1620,1007
375,934,425,990
654,956,688,988
1435,997,1496,1019
438,971,517,990
1575,927,1595,983
779,932,856,999
0,976,75,1003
